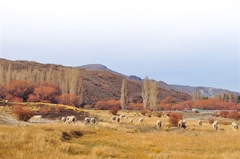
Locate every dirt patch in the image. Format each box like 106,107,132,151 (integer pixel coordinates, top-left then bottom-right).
0,105,89,125
35,109,89,121
0,112,30,126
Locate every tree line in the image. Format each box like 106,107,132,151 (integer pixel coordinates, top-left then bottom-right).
0,63,239,110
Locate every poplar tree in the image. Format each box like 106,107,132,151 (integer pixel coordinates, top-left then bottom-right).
120,78,128,110
149,81,159,110
142,76,159,110
142,76,150,109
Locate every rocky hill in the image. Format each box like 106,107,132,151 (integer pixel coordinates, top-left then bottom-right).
169,85,240,98
0,58,191,105
78,63,239,98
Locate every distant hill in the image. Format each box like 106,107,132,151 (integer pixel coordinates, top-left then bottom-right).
169,84,240,98
77,64,142,81
77,63,239,98
0,58,191,104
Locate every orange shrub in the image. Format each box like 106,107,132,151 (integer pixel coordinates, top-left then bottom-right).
54,105,65,113
228,111,240,120
12,97,23,102
219,111,230,118
208,118,215,124
39,107,50,114
140,108,147,115
109,106,119,115
155,111,162,117
12,105,34,122
128,102,143,110
95,100,120,110
169,112,182,126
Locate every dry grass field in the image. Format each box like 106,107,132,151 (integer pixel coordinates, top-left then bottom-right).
0,108,240,159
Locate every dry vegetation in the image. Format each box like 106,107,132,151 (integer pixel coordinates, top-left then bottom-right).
0,58,191,105
0,106,240,159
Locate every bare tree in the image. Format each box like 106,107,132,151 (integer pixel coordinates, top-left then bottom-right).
193,88,201,101
142,76,150,109
149,81,159,110
120,78,128,110
142,76,159,110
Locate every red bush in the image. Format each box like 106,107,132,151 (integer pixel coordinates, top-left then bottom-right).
155,111,162,117
12,105,34,122
219,111,230,118
109,106,119,115
208,118,215,124
140,108,147,115
54,105,65,113
169,112,182,126
128,102,143,110
228,111,240,120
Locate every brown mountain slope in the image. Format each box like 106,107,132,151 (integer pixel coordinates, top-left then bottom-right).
0,58,191,104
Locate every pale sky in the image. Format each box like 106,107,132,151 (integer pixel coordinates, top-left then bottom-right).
0,0,239,92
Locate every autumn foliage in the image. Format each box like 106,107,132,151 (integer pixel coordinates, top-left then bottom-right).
169,112,183,126
94,100,120,110
0,80,80,107
219,111,240,120
109,106,119,115
12,105,34,122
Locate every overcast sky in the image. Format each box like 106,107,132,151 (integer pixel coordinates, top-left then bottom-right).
0,0,239,92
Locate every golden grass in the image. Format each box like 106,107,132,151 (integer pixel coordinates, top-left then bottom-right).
0,109,240,159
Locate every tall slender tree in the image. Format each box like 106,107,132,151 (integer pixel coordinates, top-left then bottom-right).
149,81,159,110
193,88,201,101
142,76,150,109
120,78,128,110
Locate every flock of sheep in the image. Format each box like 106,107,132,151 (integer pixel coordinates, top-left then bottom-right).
60,113,239,131
61,115,97,125
110,114,238,130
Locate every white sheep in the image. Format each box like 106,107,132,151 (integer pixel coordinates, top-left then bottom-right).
156,120,162,129
111,116,117,122
212,121,218,130
90,117,97,124
139,117,144,123
178,120,187,129
129,118,133,124
116,117,120,123
61,117,66,122
120,114,126,118
84,117,91,124
198,120,202,126
231,122,238,129
66,116,77,123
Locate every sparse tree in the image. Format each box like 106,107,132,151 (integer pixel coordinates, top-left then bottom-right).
193,88,201,101
149,81,159,110
120,78,128,110
142,76,159,110
142,76,150,109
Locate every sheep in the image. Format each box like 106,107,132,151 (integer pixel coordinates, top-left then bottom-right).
178,120,187,129
90,117,97,124
84,117,91,124
156,120,162,129
129,118,133,124
61,117,66,122
231,122,238,129
125,115,129,119
111,116,117,122
120,114,126,118
198,120,202,126
66,115,77,123
212,121,218,130
116,117,120,123
139,117,144,123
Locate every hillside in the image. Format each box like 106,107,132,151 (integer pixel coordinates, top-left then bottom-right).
0,58,191,105
78,63,239,98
